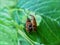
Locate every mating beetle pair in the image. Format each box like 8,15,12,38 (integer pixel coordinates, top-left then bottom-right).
26,15,37,32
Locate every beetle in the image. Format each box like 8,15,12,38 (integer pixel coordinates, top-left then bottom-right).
26,17,32,32
26,15,37,32
30,15,37,31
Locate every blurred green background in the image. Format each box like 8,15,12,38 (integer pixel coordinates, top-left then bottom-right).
0,0,60,45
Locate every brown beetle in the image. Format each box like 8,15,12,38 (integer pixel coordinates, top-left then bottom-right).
26,15,37,32
26,17,32,32
30,15,37,31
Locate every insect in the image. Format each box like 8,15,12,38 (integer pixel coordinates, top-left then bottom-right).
30,15,37,31
26,17,32,32
26,15,37,32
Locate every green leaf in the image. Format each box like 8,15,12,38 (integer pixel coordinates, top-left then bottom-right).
0,0,60,45
0,0,17,10
0,8,17,45
37,15,60,45
16,0,60,45
17,0,60,19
